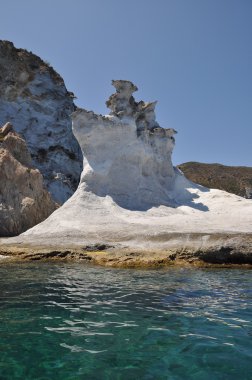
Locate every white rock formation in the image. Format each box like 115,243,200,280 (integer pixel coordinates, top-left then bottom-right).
0,41,82,204
74,80,177,210
3,80,252,253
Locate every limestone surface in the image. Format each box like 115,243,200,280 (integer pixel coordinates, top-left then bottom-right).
0,40,82,203
2,80,252,265
0,122,57,236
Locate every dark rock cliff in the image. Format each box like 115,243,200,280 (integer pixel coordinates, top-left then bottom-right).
0,40,82,204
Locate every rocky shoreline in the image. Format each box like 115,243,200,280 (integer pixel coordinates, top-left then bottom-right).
1,232,252,268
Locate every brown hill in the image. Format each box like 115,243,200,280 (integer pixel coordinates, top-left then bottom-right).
177,162,252,199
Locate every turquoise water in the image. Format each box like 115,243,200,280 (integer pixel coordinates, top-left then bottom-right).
0,264,252,379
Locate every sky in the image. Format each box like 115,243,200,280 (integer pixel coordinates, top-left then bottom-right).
0,0,251,166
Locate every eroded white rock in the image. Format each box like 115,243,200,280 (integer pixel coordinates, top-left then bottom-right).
73,80,177,210
5,80,252,251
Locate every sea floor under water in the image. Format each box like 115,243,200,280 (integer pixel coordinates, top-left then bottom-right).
0,263,252,380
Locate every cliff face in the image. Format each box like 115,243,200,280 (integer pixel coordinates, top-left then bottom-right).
178,162,252,199
0,122,57,236
0,40,82,204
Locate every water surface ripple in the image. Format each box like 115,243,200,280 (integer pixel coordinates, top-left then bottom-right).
0,263,252,379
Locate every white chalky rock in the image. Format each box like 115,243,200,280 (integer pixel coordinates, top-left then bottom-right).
5,80,252,253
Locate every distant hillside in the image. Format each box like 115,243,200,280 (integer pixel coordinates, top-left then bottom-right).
177,162,252,199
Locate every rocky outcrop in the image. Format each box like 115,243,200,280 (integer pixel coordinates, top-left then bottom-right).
1,80,252,266
75,80,177,210
0,40,82,203
0,122,57,236
177,162,252,199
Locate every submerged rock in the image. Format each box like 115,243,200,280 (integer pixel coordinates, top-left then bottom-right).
1,80,252,265
0,122,57,236
0,40,82,204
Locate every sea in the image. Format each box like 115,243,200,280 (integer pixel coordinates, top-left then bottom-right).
0,262,252,380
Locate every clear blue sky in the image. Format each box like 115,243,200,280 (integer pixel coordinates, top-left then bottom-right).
1,0,251,166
